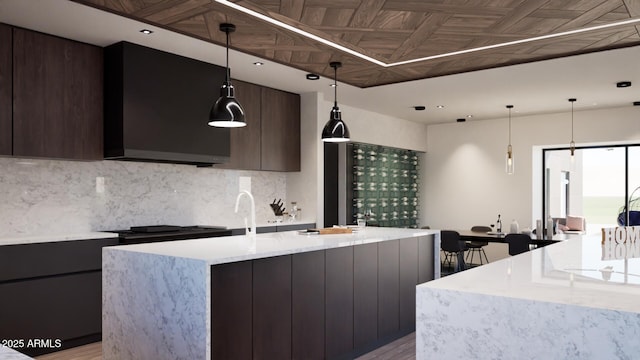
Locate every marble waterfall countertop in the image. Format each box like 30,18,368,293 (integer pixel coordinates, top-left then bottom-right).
105,227,439,265
103,227,440,360
0,232,118,246
416,233,640,359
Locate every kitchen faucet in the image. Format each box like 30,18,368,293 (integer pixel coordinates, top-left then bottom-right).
235,190,256,236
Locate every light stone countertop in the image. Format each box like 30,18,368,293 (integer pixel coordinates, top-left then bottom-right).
105,227,439,265
0,232,118,246
0,346,34,359
418,233,640,313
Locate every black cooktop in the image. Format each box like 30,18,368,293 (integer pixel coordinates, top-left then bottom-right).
111,225,232,244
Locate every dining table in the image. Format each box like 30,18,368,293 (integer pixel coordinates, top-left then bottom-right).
457,229,570,247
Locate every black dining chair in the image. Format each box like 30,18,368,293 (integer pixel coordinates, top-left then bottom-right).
465,226,491,266
441,230,467,273
505,233,531,256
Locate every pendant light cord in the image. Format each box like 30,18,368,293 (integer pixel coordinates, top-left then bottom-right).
508,107,512,145
333,65,338,108
569,100,575,143
225,29,230,83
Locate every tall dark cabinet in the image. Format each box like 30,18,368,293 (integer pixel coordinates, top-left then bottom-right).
12,27,103,160
0,23,11,155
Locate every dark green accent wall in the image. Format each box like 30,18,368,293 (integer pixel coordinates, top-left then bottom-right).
350,143,419,227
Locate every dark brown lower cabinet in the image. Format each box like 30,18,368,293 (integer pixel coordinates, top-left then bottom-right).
354,243,378,350
378,240,400,340
399,238,419,332
210,261,252,360
0,237,117,357
325,246,354,359
0,272,101,357
418,235,435,284
292,250,325,360
209,235,436,360
253,256,292,360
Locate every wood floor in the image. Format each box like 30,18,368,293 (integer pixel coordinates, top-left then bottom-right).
34,332,416,360
35,342,101,360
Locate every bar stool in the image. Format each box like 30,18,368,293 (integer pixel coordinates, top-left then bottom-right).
441,230,467,273
465,226,491,266
505,233,532,255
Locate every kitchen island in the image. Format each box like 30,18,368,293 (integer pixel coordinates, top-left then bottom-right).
416,233,640,359
103,227,439,360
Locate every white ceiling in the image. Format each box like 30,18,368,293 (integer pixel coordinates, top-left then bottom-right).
1,0,639,125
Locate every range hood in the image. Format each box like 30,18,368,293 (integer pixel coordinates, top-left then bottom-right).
104,41,230,166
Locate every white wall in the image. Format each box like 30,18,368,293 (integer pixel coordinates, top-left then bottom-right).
422,105,640,231
285,92,430,228
285,92,320,226
422,105,640,261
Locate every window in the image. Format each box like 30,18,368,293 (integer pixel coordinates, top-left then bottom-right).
543,144,640,233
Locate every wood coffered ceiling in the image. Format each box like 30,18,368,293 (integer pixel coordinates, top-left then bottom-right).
73,0,640,88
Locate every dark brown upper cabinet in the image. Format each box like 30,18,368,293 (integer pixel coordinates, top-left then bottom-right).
216,80,262,170
218,80,300,172
0,24,12,155
261,86,300,172
12,27,103,160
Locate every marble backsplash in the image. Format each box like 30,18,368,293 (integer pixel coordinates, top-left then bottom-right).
0,157,288,237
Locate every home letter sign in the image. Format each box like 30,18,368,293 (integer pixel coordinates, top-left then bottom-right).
601,226,640,260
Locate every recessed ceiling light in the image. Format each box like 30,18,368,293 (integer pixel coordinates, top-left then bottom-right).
306,73,320,80
456,118,466,123
414,106,426,111
436,105,444,109
617,81,632,88
140,29,153,35
253,61,264,66
330,83,337,87
467,115,473,118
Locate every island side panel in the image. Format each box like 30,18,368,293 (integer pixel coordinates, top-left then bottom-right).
292,250,326,360
210,261,252,360
103,249,208,360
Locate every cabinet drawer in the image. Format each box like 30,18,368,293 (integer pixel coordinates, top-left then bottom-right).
0,272,101,351
0,237,118,282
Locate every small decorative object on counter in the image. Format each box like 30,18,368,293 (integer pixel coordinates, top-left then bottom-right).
546,216,554,239
536,219,543,239
270,199,286,223
496,214,502,233
510,219,519,234
269,198,285,216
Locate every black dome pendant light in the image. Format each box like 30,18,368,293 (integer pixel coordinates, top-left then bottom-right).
208,23,246,128
321,61,350,142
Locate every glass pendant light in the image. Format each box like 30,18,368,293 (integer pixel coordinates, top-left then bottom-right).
568,98,576,162
505,105,514,174
208,23,246,128
322,61,350,142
